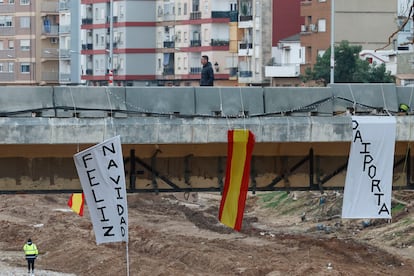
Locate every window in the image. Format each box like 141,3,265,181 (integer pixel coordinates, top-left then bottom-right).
8,62,13,72
9,0,15,4
0,41,3,50
178,3,181,15
20,63,30,73
20,16,30,28
0,16,13,27
204,28,209,42
0,63,4,72
20,0,29,5
318,50,325,57
317,19,326,32
20,39,30,51
183,3,187,15
158,58,161,70
8,40,14,49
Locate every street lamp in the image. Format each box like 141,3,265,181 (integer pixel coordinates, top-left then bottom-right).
214,62,219,72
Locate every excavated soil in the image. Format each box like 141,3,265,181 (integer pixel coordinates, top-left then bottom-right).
0,190,414,275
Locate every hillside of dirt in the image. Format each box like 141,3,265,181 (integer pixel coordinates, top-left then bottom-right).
0,190,414,275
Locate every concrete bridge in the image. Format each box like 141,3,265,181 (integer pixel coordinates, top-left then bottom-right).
1,84,414,194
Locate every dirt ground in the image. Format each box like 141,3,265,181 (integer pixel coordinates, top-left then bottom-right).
0,190,414,276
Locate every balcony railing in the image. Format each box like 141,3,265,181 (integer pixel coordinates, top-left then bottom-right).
190,11,201,20
190,67,201,74
42,71,59,81
81,18,93,25
82,44,93,50
211,39,229,46
190,40,201,47
163,68,174,75
229,67,238,78
239,15,253,21
41,2,59,13
59,73,71,83
59,25,71,34
239,71,252,78
239,43,253,49
163,41,175,48
42,25,59,35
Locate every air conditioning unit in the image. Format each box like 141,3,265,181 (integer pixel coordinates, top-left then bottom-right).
50,37,59,44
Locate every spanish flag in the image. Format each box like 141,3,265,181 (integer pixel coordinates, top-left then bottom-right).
219,129,255,231
67,193,85,216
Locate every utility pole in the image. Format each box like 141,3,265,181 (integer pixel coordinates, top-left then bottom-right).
330,0,335,84
108,0,114,86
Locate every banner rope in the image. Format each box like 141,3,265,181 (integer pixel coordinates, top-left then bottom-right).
105,87,116,136
69,87,80,152
348,84,356,114
401,87,414,180
381,84,392,116
239,86,246,130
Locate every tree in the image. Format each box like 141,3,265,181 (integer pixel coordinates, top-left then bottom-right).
303,40,395,85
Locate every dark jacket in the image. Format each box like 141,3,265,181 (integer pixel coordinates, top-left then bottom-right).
200,62,214,86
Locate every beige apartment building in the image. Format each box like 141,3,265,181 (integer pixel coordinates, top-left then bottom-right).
300,0,398,74
0,0,59,85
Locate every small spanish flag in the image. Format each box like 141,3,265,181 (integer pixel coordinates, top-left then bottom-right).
218,129,255,231
67,193,85,216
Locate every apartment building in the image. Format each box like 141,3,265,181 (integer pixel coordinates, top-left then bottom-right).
0,0,59,85
396,0,414,52
300,0,398,74
155,0,236,86
59,0,83,85
78,0,273,86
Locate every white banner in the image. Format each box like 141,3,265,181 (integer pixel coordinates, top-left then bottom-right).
74,136,128,244
342,116,396,219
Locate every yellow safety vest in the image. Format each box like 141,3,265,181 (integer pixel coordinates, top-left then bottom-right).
23,243,38,257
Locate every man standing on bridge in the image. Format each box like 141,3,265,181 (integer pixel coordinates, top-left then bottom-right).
200,55,214,86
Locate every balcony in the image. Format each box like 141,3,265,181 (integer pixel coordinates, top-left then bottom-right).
163,67,174,75
59,73,71,83
42,25,59,36
42,71,59,82
59,1,71,10
210,10,241,22
190,40,201,47
59,49,71,59
190,67,201,74
41,2,59,13
265,64,300,78
190,11,201,20
238,43,253,56
239,71,252,78
211,39,229,46
163,41,175,48
82,44,93,50
82,18,93,25
229,67,238,78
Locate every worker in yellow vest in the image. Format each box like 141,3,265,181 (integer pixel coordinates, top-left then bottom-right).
23,238,38,275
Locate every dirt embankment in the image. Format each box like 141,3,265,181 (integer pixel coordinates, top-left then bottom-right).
0,191,413,275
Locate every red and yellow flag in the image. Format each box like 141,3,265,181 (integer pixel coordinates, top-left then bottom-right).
218,129,255,231
67,193,85,216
